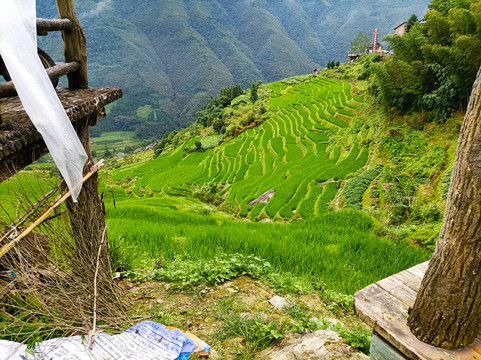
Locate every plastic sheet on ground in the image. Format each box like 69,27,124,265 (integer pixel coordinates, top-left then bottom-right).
0,0,87,201
0,321,210,359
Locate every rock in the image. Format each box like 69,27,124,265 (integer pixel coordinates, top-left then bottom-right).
248,190,275,207
115,152,125,158
268,295,289,309
145,143,156,150
134,148,143,153
256,329,369,360
240,313,268,320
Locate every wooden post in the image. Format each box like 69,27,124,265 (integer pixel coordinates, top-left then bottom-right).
408,65,481,348
56,0,88,89
64,111,112,291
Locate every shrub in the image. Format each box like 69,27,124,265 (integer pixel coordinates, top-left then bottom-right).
153,253,272,287
212,118,226,133
344,166,383,209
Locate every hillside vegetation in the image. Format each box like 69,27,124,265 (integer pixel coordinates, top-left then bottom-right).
0,67,456,358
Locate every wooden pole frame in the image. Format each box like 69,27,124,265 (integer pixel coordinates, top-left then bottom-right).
56,0,88,89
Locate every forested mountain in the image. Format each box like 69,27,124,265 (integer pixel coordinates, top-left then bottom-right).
37,0,429,136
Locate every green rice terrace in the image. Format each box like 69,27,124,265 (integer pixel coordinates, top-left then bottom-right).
113,77,371,220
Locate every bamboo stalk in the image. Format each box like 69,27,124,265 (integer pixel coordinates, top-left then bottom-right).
0,160,104,259
89,226,107,350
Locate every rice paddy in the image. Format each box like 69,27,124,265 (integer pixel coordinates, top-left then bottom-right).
106,194,430,294
100,76,430,295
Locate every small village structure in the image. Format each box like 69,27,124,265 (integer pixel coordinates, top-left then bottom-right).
348,28,394,63
367,28,382,54
395,22,407,36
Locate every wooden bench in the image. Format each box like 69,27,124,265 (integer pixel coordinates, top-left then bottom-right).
354,262,481,359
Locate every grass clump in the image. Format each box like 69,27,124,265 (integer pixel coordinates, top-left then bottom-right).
216,314,284,358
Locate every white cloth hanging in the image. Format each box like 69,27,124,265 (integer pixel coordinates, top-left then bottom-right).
0,0,87,201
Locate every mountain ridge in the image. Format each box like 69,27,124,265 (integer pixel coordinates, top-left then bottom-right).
37,0,430,135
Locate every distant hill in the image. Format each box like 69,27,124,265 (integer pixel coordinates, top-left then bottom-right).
37,0,429,135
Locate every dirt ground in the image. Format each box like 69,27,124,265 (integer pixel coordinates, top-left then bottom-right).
118,276,369,359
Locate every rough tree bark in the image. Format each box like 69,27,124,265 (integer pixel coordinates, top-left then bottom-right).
408,66,481,349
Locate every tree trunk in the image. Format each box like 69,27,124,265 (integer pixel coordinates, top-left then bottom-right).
408,66,481,349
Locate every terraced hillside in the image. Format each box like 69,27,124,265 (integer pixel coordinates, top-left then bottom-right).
113,76,372,220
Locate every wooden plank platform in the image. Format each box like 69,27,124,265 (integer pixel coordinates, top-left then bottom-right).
0,87,122,180
354,261,481,360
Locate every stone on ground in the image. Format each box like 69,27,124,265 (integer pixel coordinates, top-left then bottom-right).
256,329,369,360
268,295,289,309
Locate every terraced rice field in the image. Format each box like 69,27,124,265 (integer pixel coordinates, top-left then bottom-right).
113,77,368,220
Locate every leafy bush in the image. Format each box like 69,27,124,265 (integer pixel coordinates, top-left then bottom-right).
442,168,452,200
153,253,272,287
344,165,383,209
406,145,445,179
194,140,203,151
384,172,417,224
192,181,222,204
336,324,371,355
406,223,442,251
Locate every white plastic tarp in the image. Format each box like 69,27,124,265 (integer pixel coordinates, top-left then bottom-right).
0,321,210,360
0,0,87,201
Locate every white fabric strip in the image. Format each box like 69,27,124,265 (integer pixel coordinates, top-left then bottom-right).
0,0,87,201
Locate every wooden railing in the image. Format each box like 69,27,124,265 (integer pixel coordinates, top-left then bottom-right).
0,0,87,97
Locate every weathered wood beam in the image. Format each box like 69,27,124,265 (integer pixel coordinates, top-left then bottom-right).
56,0,88,89
0,62,80,98
36,18,73,35
47,61,80,78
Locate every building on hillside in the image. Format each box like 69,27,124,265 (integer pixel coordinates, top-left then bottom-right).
312,68,320,76
347,53,362,63
394,22,407,36
347,28,397,63
348,28,388,63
